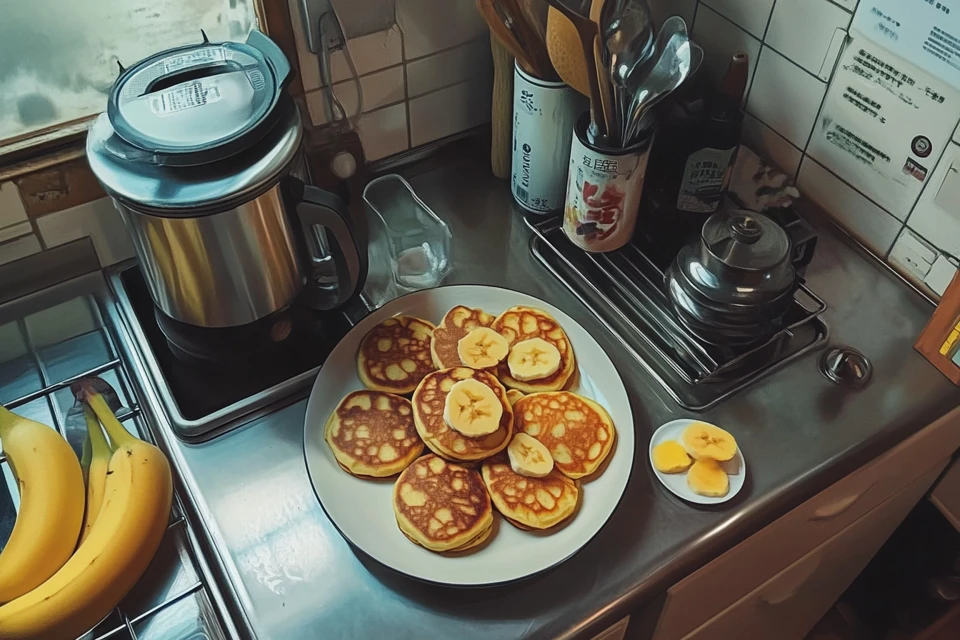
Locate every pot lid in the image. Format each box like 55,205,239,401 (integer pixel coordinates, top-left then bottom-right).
105,30,292,166
701,210,790,273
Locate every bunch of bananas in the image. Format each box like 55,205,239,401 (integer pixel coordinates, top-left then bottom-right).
0,380,172,639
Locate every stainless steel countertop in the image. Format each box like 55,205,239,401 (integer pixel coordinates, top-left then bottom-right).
109,148,960,640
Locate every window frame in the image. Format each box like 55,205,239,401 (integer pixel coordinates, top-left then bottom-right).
0,0,303,184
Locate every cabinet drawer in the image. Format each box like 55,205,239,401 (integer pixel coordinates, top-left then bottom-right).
683,461,948,640
930,457,960,532
653,408,960,640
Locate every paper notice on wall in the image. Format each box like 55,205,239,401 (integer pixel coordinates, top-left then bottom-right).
806,36,960,218
853,0,960,91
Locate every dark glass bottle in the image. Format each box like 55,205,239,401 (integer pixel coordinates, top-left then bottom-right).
674,53,749,214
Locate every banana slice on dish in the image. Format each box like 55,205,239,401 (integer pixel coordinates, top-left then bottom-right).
457,327,510,369
507,433,554,477
443,378,503,437
507,338,562,381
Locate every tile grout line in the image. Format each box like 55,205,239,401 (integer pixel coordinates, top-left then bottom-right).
311,35,487,89
803,155,905,226
823,0,855,15
399,22,413,151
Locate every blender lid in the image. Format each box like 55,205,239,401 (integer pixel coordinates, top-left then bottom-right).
106,30,292,165
701,210,791,272
86,31,304,216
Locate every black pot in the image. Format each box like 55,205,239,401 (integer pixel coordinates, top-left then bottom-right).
665,210,801,346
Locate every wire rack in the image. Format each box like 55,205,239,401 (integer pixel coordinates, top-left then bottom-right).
0,294,227,640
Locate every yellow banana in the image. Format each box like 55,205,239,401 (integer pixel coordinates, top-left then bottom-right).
79,406,111,545
0,391,172,639
0,406,84,604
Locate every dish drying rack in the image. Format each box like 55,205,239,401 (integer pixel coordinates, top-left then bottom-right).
526,215,829,410
0,293,232,640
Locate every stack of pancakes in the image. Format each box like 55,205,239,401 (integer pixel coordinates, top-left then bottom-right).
493,306,576,392
323,303,617,554
412,367,513,461
394,454,494,552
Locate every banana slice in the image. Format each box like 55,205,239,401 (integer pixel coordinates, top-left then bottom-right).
457,327,510,369
507,338,562,381
507,433,554,478
443,378,503,437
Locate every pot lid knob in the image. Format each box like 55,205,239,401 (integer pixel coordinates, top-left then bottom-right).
702,209,791,272
730,216,762,244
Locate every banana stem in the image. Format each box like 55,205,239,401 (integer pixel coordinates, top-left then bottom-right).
83,405,112,454
83,392,136,448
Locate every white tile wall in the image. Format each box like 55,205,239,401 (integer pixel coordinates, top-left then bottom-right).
888,228,938,283
0,182,27,230
396,0,487,59
765,0,849,79
797,158,902,255
0,234,41,267
409,79,492,147
0,221,31,244
35,198,134,266
832,0,859,11
288,0,404,92
406,38,492,98
741,114,803,176
908,142,960,257
305,65,406,126
357,103,410,161
692,5,762,95
703,0,775,38
924,255,958,296
689,0,960,296
747,47,827,149
290,1,492,164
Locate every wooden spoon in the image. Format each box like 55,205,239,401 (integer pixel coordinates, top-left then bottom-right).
544,0,606,138
477,0,538,76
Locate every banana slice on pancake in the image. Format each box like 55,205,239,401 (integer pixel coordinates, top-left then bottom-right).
458,327,510,369
443,378,503,437
508,338,562,382
507,433,554,477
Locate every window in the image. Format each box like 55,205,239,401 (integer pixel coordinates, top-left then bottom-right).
0,0,259,149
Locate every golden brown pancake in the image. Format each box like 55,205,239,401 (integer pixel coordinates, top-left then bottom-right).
506,389,525,406
430,305,497,369
358,316,436,394
412,368,514,461
514,392,616,479
400,519,493,553
393,454,494,552
481,453,579,530
492,306,576,393
324,390,424,477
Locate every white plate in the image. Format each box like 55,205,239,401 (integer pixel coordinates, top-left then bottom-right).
648,419,746,505
303,285,635,586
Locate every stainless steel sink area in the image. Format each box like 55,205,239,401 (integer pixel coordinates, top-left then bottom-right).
4,144,960,640
0,261,239,640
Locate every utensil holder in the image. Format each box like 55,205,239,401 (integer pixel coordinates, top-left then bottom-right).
512,62,585,214
562,111,654,252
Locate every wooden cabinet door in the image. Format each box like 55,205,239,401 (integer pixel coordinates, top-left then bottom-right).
681,461,948,640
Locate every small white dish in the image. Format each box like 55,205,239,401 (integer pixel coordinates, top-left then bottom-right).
648,419,746,505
